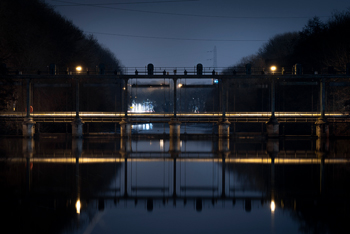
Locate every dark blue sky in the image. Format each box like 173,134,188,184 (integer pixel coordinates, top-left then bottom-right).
50,0,350,70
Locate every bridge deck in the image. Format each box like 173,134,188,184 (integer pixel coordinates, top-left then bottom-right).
1,112,349,123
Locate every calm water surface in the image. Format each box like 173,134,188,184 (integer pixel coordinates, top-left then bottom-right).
1,133,350,234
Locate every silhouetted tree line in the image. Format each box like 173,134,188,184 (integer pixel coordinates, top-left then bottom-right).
229,9,350,72
0,0,124,116
0,0,121,72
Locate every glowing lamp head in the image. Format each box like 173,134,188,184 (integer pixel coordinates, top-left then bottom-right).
76,66,82,72
270,201,276,212
178,83,183,88
270,66,277,72
76,200,81,214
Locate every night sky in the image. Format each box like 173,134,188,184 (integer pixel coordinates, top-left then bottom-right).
50,0,349,70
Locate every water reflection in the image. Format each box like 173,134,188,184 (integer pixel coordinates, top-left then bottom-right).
1,136,350,233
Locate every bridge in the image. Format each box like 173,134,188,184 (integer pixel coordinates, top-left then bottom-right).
1,63,350,138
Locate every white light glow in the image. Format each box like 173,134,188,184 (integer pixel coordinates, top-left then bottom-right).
160,139,164,150
76,200,81,214
270,201,276,212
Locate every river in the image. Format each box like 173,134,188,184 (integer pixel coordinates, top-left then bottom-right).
1,132,350,234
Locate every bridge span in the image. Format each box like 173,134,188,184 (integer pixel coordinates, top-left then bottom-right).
2,64,350,138
1,111,349,123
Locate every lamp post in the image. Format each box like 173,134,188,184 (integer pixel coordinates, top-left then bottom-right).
71,66,83,138
270,66,276,75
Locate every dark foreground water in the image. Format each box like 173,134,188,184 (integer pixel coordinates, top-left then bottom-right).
1,133,350,234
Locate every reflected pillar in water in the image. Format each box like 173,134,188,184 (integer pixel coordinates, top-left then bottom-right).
315,78,329,138
119,137,132,158
266,78,279,137
267,138,279,210
196,198,202,212
72,138,83,158
23,138,34,193
119,118,131,138
316,138,329,195
72,78,84,138
169,136,180,198
218,138,229,198
169,136,181,155
169,119,181,138
72,139,82,214
23,79,36,138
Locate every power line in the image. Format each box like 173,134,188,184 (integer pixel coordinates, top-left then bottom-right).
51,0,198,6
84,31,268,42
51,0,330,19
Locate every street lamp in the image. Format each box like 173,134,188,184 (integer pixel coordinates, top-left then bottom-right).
270,200,276,212
270,66,276,74
76,199,81,214
76,66,82,74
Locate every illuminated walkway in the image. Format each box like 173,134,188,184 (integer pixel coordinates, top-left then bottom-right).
1,111,349,123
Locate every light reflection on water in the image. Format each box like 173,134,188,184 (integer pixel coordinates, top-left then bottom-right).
1,136,350,234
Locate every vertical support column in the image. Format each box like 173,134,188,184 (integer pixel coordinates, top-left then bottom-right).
218,119,230,138
123,78,129,118
315,78,329,138
72,78,83,138
169,77,181,139
119,78,132,137
266,78,279,137
120,118,131,138
173,78,177,118
169,119,181,138
23,79,36,137
119,137,132,158
218,78,230,138
221,78,226,118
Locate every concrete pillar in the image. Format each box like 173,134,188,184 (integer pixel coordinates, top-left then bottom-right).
119,137,132,158
22,117,36,138
23,78,36,137
218,137,230,153
316,78,329,138
71,117,84,138
316,137,329,158
266,138,279,159
169,119,181,138
72,138,83,158
218,118,230,138
169,137,181,156
266,116,279,137
22,138,35,158
315,118,329,139
173,78,178,118
120,118,131,138
266,79,279,137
